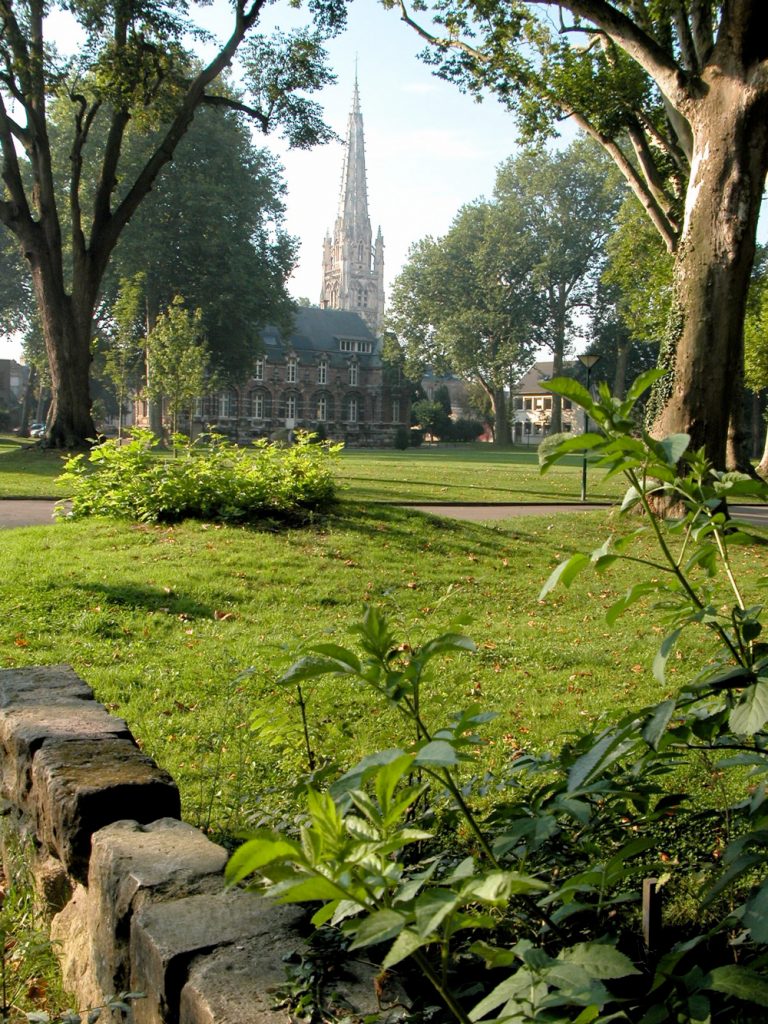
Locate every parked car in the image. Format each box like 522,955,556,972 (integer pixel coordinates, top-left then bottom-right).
29,422,46,437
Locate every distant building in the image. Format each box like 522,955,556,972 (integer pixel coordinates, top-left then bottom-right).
134,79,405,445
319,77,385,337
0,358,28,428
186,307,406,446
420,369,473,420
511,361,579,441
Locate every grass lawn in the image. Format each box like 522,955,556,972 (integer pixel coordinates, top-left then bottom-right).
2,499,764,839
0,435,625,503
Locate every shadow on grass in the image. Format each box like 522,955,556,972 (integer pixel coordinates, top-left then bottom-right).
72,581,214,618
327,501,568,560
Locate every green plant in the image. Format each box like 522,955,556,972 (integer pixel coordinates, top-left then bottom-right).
227,371,768,1023
57,429,341,524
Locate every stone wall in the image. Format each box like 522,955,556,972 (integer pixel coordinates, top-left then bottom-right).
0,666,387,1023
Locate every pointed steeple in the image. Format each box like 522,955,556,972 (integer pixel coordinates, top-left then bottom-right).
319,75,384,336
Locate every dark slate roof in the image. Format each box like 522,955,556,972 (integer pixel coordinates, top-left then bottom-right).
262,307,381,368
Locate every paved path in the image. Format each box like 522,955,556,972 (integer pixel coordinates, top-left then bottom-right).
1,499,767,529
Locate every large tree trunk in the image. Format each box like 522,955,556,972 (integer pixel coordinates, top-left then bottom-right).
650,74,768,470
31,266,96,448
548,292,567,434
492,387,511,445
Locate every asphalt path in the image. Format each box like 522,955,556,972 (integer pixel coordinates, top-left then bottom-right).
1,498,767,528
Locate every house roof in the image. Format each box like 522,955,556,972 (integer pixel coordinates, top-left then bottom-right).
262,307,381,368
513,360,576,395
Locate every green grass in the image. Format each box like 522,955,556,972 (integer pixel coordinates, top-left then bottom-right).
2,500,764,837
0,436,71,498
0,436,624,503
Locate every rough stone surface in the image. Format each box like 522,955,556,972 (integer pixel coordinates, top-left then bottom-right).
131,892,302,1024
33,738,181,882
0,702,132,806
33,853,73,914
50,883,104,1011
180,933,397,1024
0,665,94,707
88,819,229,998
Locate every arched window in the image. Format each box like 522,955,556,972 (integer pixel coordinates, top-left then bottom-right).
249,391,265,419
348,396,358,423
286,393,297,419
317,395,327,421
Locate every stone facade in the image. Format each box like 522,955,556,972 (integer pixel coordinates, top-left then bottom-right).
319,78,385,337
181,307,406,446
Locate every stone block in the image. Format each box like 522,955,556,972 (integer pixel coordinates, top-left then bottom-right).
32,738,180,882
0,703,132,806
180,931,396,1024
88,819,228,998
0,665,94,707
130,891,303,1024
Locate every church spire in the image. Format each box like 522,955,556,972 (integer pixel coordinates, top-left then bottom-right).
319,75,384,336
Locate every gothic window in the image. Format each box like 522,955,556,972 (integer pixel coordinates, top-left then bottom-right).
317,395,328,421
254,358,264,382
349,362,358,387
286,357,298,383
249,391,265,419
357,241,364,263
318,358,328,385
348,396,358,422
219,390,236,418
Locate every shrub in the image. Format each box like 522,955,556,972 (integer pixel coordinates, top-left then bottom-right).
448,417,484,442
58,429,341,524
394,425,411,450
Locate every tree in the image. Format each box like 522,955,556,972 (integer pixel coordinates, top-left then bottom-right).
99,274,145,438
102,105,297,382
0,2,343,448
388,202,540,444
494,139,624,431
411,398,452,440
393,1,768,470
145,298,209,436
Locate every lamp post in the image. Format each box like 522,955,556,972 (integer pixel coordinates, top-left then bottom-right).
578,352,601,502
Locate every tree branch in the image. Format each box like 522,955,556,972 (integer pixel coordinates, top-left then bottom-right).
96,0,269,273
626,119,680,231
689,0,714,65
201,92,269,130
568,107,679,252
537,0,693,110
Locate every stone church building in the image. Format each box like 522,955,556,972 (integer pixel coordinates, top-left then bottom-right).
175,79,404,446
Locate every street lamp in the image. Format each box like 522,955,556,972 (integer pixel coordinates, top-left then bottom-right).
578,352,601,502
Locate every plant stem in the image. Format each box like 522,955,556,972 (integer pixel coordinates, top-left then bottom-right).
413,949,473,1024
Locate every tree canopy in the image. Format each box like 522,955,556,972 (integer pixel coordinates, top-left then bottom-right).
388,198,540,444
0,0,345,446
391,0,768,469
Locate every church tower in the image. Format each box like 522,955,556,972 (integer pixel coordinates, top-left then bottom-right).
319,77,385,336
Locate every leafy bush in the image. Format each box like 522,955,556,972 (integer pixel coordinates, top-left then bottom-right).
229,371,768,1022
394,425,411,450
58,430,341,524
448,417,485,442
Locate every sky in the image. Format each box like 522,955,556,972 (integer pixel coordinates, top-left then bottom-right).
0,0,533,360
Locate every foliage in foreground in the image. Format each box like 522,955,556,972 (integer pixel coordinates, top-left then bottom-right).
57,430,340,524
228,372,768,1023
